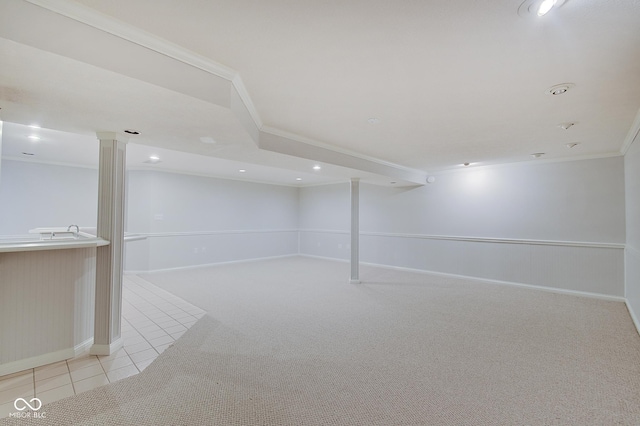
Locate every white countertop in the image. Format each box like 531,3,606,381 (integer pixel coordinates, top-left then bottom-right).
0,238,110,253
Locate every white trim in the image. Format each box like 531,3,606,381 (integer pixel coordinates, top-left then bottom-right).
135,254,298,274
73,337,94,357
126,165,301,188
297,254,625,302
621,108,640,155
0,347,75,377
360,261,626,302
89,337,123,356
626,246,640,336
299,254,349,263
626,300,640,337
2,156,98,170
24,0,237,80
261,126,425,176
2,158,302,188
427,152,624,174
232,75,263,129
127,229,298,239
299,229,625,249
300,229,350,235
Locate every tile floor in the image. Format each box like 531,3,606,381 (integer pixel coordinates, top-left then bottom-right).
0,275,206,418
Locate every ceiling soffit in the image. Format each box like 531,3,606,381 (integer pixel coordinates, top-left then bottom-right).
0,0,427,185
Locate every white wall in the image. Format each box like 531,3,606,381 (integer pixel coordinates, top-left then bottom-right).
299,157,626,297
0,160,98,236
625,139,640,327
125,170,299,272
0,161,299,271
1,156,629,298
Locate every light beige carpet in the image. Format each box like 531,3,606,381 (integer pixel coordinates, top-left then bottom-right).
2,256,639,425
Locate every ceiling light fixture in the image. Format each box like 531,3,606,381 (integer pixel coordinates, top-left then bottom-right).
518,0,565,19
22,152,34,156
29,124,41,129
537,0,556,16
124,129,140,135
426,176,436,184
463,162,471,167
531,153,545,158
546,83,575,96
566,143,580,149
313,165,322,171
239,169,246,173
296,177,302,181
27,135,40,140
200,137,216,144
559,122,575,130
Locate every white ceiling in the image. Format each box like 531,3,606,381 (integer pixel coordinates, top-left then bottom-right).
1,0,639,186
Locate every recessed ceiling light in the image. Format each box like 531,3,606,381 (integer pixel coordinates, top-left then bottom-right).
426,176,436,184
27,135,40,140
239,169,246,173
200,137,216,144
518,0,565,18
531,153,545,158
367,118,380,124
149,155,160,161
463,162,471,167
537,0,556,16
29,124,41,129
296,177,302,181
22,152,34,156
559,122,575,130
124,129,140,135
546,83,575,96
566,143,580,149
390,181,397,185
313,165,322,171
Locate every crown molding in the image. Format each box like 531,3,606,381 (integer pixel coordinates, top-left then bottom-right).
24,0,238,81
22,0,423,186
621,108,640,155
260,125,427,177
232,75,263,130
428,151,624,175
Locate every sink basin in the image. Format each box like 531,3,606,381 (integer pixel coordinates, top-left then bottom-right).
46,232,79,240
28,227,91,241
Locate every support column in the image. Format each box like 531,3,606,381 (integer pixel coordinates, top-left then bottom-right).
90,132,127,355
350,178,360,284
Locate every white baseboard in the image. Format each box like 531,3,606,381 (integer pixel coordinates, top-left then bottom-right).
74,337,94,357
90,337,123,356
0,347,75,377
626,300,640,336
125,254,298,274
365,261,625,302
298,254,349,263
297,254,625,302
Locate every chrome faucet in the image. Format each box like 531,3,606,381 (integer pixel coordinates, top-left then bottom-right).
67,224,80,235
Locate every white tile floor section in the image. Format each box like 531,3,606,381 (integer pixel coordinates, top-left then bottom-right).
0,275,206,418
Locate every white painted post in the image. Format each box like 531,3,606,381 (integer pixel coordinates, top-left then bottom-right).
350,178,360,284
90,132,127,355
